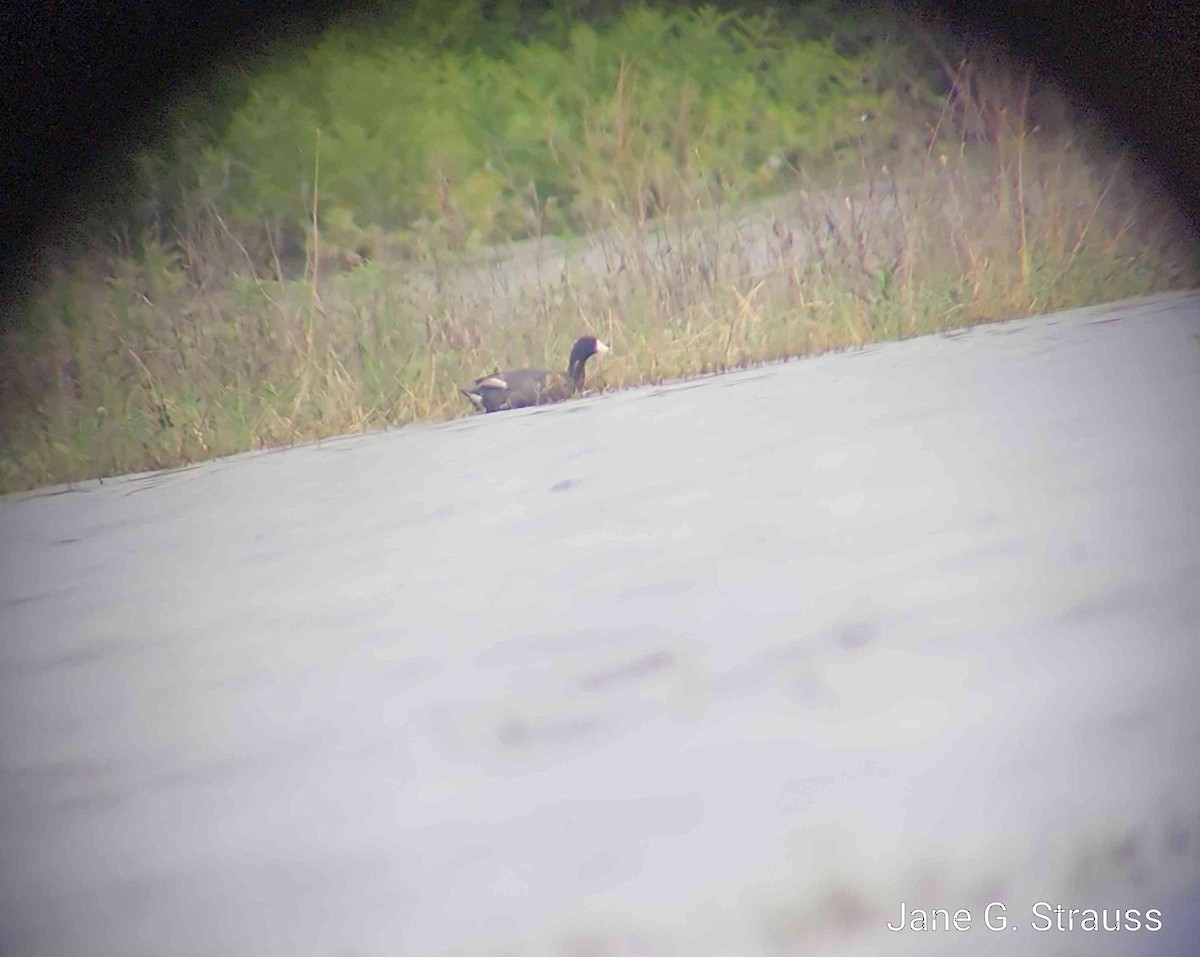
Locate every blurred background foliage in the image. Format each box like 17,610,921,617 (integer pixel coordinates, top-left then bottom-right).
86,1,957,274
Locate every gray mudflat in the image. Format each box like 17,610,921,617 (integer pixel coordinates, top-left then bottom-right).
2,292,1199,957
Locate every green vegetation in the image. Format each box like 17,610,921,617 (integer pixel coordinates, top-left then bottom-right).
1,1,1195,493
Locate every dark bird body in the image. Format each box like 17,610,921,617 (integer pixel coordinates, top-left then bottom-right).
461,335,609,413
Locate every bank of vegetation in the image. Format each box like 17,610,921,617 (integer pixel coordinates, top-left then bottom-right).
1,0,1194,492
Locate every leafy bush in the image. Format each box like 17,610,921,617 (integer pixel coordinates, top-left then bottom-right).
135,3,903,272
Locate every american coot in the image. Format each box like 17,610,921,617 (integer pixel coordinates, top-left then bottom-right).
461,335,610,413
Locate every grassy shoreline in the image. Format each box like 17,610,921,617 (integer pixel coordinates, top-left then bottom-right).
10,286,1198,504
2,4,1197,494
3,132,1196,495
